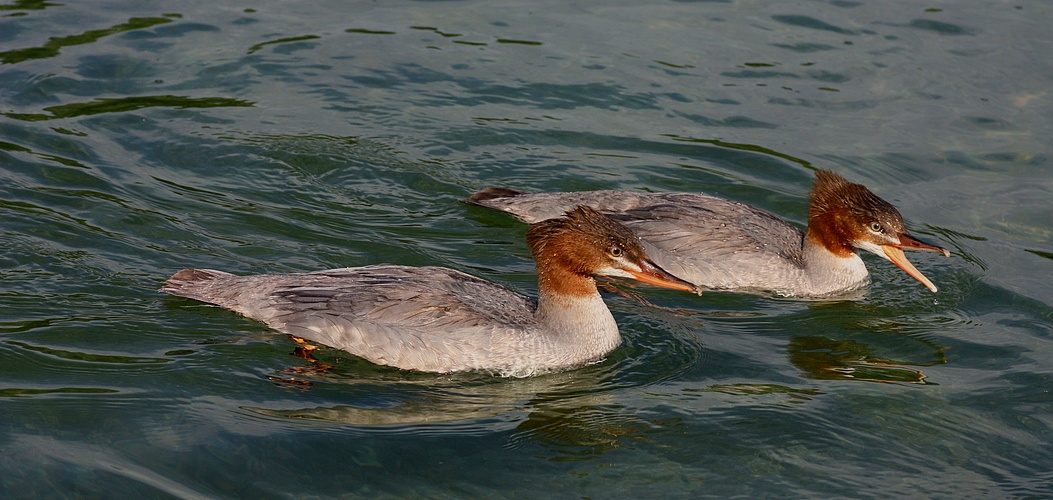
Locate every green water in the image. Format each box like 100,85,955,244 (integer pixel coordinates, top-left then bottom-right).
2,0,1051,498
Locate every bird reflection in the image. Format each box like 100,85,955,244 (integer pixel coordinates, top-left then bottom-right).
244,342,677,460
788,335,945,384
243,305,950,464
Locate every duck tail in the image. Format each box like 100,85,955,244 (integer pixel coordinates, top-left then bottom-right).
466,187,523,205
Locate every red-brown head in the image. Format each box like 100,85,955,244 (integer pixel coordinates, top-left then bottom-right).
807,170,950,292
526,206,698,296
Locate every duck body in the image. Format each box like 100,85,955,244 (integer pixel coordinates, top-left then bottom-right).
162,207,696,377
469,171,949,298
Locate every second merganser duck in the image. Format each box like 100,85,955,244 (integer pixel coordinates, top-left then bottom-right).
468,170,950,298
161,206,697,377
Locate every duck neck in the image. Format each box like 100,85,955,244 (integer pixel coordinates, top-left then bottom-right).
801,230,870,294
534,264,620,350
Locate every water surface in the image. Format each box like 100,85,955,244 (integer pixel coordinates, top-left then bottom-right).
2,0,1051,498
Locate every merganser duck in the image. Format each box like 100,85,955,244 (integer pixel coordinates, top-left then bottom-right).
468,170,950,298
161,206,697,377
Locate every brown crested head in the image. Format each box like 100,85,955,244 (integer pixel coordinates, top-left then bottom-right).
526,206,697,295
807,170,908,255
526,205,647,276
807,170,950,292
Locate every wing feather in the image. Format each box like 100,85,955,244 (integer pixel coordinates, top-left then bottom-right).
471,190,809,290
164,265,538,371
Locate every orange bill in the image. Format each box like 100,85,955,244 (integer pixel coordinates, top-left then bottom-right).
627,260,701,295
882,245,939,293
898,233,952,257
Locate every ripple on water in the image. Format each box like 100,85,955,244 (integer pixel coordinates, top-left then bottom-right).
0,0,1050,496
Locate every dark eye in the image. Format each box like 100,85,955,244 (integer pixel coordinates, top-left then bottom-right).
869,222,883,233
608,246,623,258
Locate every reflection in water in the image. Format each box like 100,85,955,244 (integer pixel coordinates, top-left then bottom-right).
510,405,666,462
1,0,1048,495
688,383,823,400
345,28,397,35
3,95,255,122
245,365,607,424
7,340,172,364
246,34,321,55
770,15,858,35
662,134,814,168
0,16,176,64
5,434,216,499
674,382,825,430
0,1,62,12
409,26,463,39
0,386,119,397
0,138,88,168
788,335,945,384
243,362,659,461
